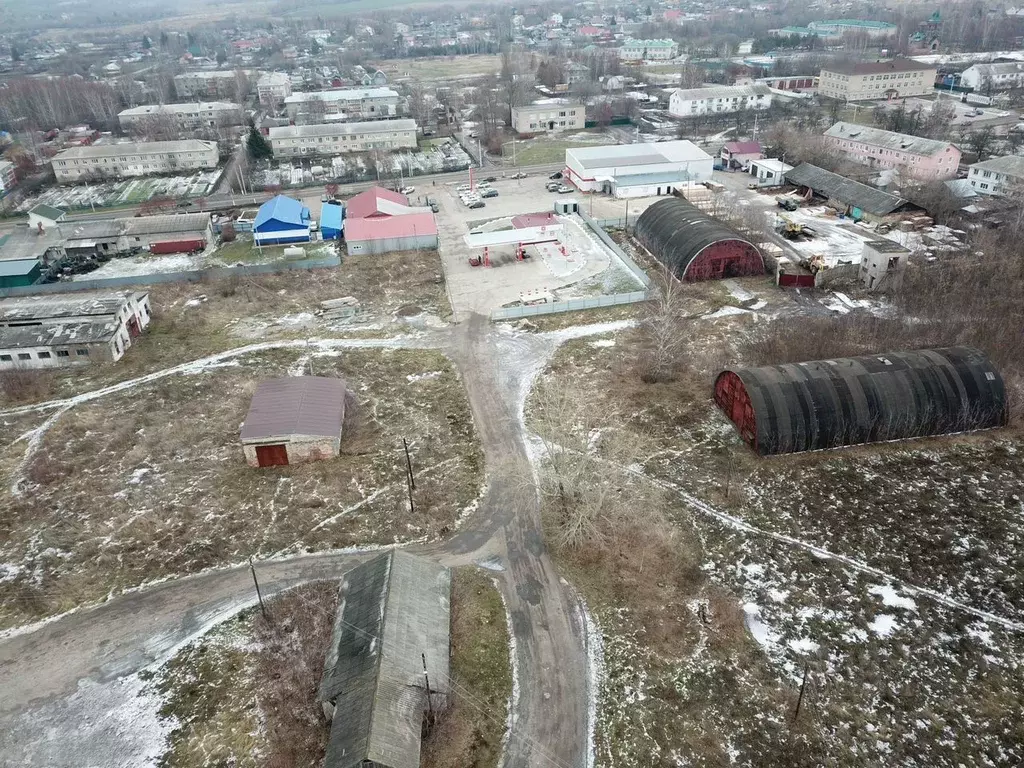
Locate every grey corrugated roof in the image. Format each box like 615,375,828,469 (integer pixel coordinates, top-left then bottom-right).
53,140,217,161
240,376,346,441
824,58,934,76
825,121,954,157
970,154,1024,178
671,83,771,101
0,291,143,323
0,321,117,348
785,163,909,216
715,347,1007,455
122,213,212,236
319,551,451,768
268,119,416,140
28,204,66,221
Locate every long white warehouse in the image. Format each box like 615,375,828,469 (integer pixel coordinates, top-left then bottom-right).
564,140,714,198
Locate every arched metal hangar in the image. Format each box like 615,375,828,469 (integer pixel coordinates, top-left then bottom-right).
714,347,1007,456
634,196,765,281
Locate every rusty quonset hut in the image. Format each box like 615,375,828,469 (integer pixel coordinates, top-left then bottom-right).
634,197,765,281
714,347,1007,456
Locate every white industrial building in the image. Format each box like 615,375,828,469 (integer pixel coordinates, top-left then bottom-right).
511,101,585,134
51,140,219,182
669,84,772,117
268,119,418,156
118,102,243,132
748,158,794,187
564,140,714,198
257,72,293,108
0,291,151,369
284,88,401,123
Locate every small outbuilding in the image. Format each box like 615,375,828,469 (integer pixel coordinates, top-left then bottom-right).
27,204,66,233
0,258,42,289
714,347,1007,456
320,201,344,240
318,550,450,768
240,376,346,467
635,196,765,281
253,194,311,246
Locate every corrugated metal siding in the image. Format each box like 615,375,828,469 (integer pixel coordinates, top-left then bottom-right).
635,196,765,281
715,347,1007,455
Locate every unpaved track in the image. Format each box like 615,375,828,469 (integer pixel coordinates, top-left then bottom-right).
0,318,593,768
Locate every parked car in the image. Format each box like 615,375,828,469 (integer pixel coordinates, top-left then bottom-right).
556,184,573,193
549,171,563,179
429,202,440,212
468,200,486,209
512,171,528,179
481,189,499,198
456,183,472,191
546,181,561,192
467,131,478,138
177,200,193,207
482,176,497,183
400,186,415,195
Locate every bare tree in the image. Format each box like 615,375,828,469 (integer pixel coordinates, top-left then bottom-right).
635,266,694,383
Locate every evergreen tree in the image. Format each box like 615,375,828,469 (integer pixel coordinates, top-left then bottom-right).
247,125,273,160
142,35,152,50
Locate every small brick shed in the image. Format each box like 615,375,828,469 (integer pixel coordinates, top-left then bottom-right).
240,376,346,467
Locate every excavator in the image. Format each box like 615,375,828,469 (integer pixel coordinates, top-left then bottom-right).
775,214,818,240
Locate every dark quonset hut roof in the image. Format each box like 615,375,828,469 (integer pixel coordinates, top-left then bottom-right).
318,550,451,768
714,347,1007,456
634,196,764,281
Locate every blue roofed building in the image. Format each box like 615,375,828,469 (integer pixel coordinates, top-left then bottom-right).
0,258,41,289
253,195,311,245
320,202,344,241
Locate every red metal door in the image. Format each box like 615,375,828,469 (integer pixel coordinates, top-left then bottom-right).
256,444,289,467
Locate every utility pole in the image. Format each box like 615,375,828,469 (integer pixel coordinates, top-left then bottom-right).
402,438,415,490
249,556,269,622
792,664,810,725
422,653,434,724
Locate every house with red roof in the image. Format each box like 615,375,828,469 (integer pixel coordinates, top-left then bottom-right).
343,186,439,256
720,141,763,169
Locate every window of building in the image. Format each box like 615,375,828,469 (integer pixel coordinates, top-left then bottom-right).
76,348,90,356
38,351,51,359
0,354,11,361
980,183,989,189
17,353,30,360
57,350,70,358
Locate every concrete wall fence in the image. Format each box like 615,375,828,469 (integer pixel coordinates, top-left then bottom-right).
490,290,650,320
0,255,341,298
580,213,651,288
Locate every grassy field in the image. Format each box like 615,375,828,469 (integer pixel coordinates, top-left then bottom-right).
374,54,501,81
0,347,483,630
510,139,598,166
0,247,451,409
152,567,510,768
422,568,512,768
527,284,1024,766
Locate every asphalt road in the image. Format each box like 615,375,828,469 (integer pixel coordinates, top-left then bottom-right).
0,317,591,768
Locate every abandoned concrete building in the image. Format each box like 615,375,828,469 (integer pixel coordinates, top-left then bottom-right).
318,550,451,768
0,291,151,370
239,376,347,467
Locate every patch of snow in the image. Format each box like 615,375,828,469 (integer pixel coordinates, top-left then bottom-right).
589,339,616,348
743,603,780,648
788,637,820,654
128,468,151,485
406,371,443,383
496,578,521,766
703,306,752,319
868,584,918,612
868,614,899,637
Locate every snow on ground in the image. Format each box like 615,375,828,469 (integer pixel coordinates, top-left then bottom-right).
768,205,875,267
73,254,201,280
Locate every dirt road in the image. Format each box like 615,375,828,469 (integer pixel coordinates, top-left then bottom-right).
0,318,603,767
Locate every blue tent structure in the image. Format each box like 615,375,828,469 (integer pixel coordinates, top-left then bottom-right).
320,202,344,240
253,195,311,245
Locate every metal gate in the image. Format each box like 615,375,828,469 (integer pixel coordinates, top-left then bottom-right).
256,444,289,467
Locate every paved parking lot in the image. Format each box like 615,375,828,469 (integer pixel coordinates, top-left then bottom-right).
431,174,664,318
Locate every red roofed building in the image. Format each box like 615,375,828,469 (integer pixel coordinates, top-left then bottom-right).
576,25,605,37
343,186,438,255
721,141,763,169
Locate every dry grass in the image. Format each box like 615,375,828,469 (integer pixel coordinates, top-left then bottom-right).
0,347,483,630
0,248,450,408
421,568,512,768
0,368,56,404
152,581,338,768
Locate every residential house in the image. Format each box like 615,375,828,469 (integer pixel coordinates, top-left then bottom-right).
818,59,937,101
619,39,678,61
284,88,401,124
118,102,243,132
721,141,762,169
961,62,1024,91
173,70,249,100
824,122,960,180
668,84,772,117
51,140,219,182
511,101,585,134
0,291,151,369
0,160,16,195
967,154,1024,196
268,119,418,156
257,72,292,108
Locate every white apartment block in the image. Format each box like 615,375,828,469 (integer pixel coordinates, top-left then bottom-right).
257,72,293,108
960,62,1024,91
268,119,418,157
618,39,678,61
818,60,936,101
0,160,16,194
284,88,401,124
511,102,584,134
173,70,249,99
51,140,219,183
668,84,772,117
118,102,243,132
968,155,1024,195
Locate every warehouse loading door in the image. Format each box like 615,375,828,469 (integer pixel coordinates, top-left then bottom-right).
256,444,289,467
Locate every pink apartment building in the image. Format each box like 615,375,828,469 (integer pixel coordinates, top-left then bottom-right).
825,121,961,180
